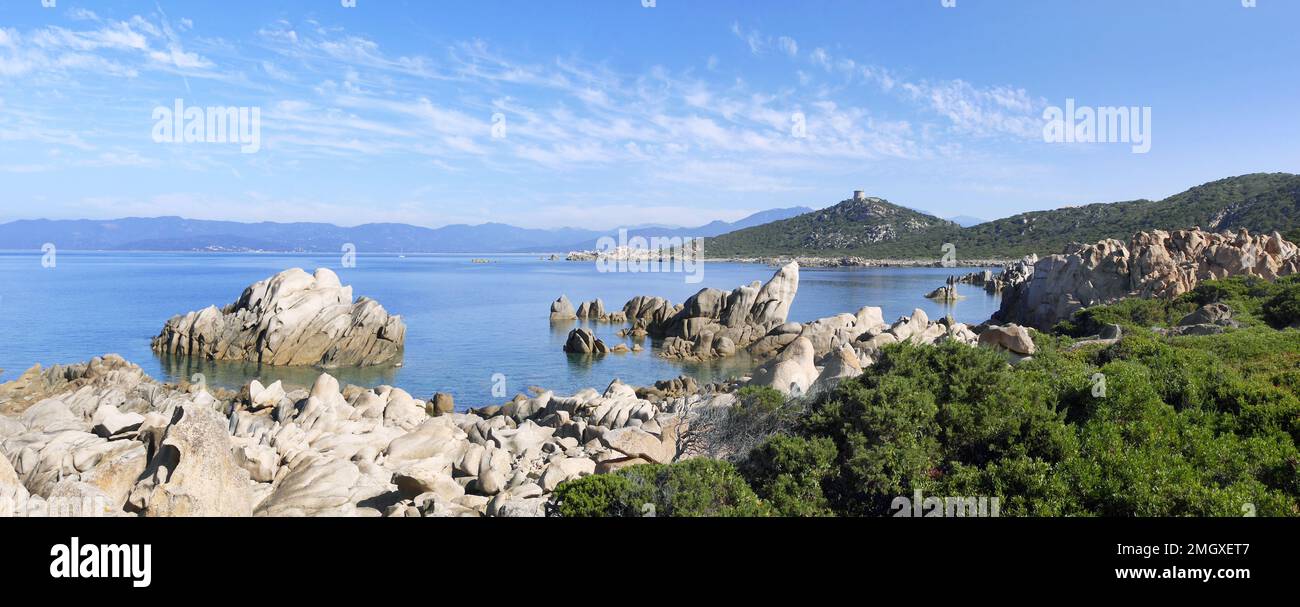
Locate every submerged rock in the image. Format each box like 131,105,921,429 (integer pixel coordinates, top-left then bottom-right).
549,295,578,321
563,328,609,354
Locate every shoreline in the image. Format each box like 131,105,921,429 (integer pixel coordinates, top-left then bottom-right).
0,248,1017,269
700,256,1013,268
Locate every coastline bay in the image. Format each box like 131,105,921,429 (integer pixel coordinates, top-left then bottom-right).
0,251,999,408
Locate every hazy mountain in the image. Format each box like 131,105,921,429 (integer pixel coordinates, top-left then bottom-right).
535,206,814,253
947,215,987,227
0,206,812,254
706,173,1300,259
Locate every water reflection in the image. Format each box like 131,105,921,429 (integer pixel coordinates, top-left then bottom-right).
154,352,401,393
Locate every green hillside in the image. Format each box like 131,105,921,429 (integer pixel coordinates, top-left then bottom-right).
704,195,957,258
706,173,1300,260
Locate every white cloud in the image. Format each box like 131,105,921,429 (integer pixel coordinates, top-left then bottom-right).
67,8,100,22
777,36,798,57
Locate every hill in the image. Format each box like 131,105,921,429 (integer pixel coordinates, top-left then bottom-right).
704,195,956,257
706,173,1300,259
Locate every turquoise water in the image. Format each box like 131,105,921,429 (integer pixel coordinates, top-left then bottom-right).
0,252,999,408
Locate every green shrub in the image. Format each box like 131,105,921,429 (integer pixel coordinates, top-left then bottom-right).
549,459,772,517
729,384,800,431
1262,282,1300,329
741,314,1300,517
791,342,1077,515
740,435,838,516
735,385,786,410
548,474,644,517
1057,298,1188,337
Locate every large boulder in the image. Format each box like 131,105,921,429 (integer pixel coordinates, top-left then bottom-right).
539,457,596,492
563,328,608,354
978,324,1036,356
151,268,406,367
254,455,364,517
549,295,578,321
127,405,254,517
1179,303,1235,327
816,344,864,386
748,336,818,396
599,427,672,464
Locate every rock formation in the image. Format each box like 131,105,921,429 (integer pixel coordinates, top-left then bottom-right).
563,328,609,355
740,306,986,396
625,261,802,360
976,324,1037,357
549,295,577,321
924,285,965,302
151,268,406,368
0,355,718,518
996,228,1299,330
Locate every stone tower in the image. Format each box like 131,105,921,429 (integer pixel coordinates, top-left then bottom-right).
853,190,866,201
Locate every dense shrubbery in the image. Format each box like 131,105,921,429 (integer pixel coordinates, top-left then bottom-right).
549,458,771,517
1054,297,1191,336
739,435,838,516
736,277,1300,517
1055,275,1300,335
738,330,1300,516
1262,281,1300,328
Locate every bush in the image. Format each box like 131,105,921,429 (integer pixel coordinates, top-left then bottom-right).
1056,298,1190,337
682,384,801,461
740,435,838,516
548,474,643,517
549,459,772,517
742,317,1300,516
1262,282,1300,329
789,342,1076,515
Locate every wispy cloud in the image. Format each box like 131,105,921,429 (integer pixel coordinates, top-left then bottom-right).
0,10,1055,228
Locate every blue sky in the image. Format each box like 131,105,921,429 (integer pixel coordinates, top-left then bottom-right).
0,0,1297,229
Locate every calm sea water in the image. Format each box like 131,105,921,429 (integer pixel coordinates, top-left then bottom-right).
0,252,999,408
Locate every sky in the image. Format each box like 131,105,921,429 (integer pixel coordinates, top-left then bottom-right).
0,0,1297,230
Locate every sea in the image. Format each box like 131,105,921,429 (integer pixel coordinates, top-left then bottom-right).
0,251,1000,409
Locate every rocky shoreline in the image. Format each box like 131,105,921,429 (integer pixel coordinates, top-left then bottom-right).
563,253,1013,268
0,354,743,517
4,227,1294,517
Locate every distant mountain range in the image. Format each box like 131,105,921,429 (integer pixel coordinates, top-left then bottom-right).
10,173,1297,259
946,215,987,228
706,173,1300,259
0,207,812,254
